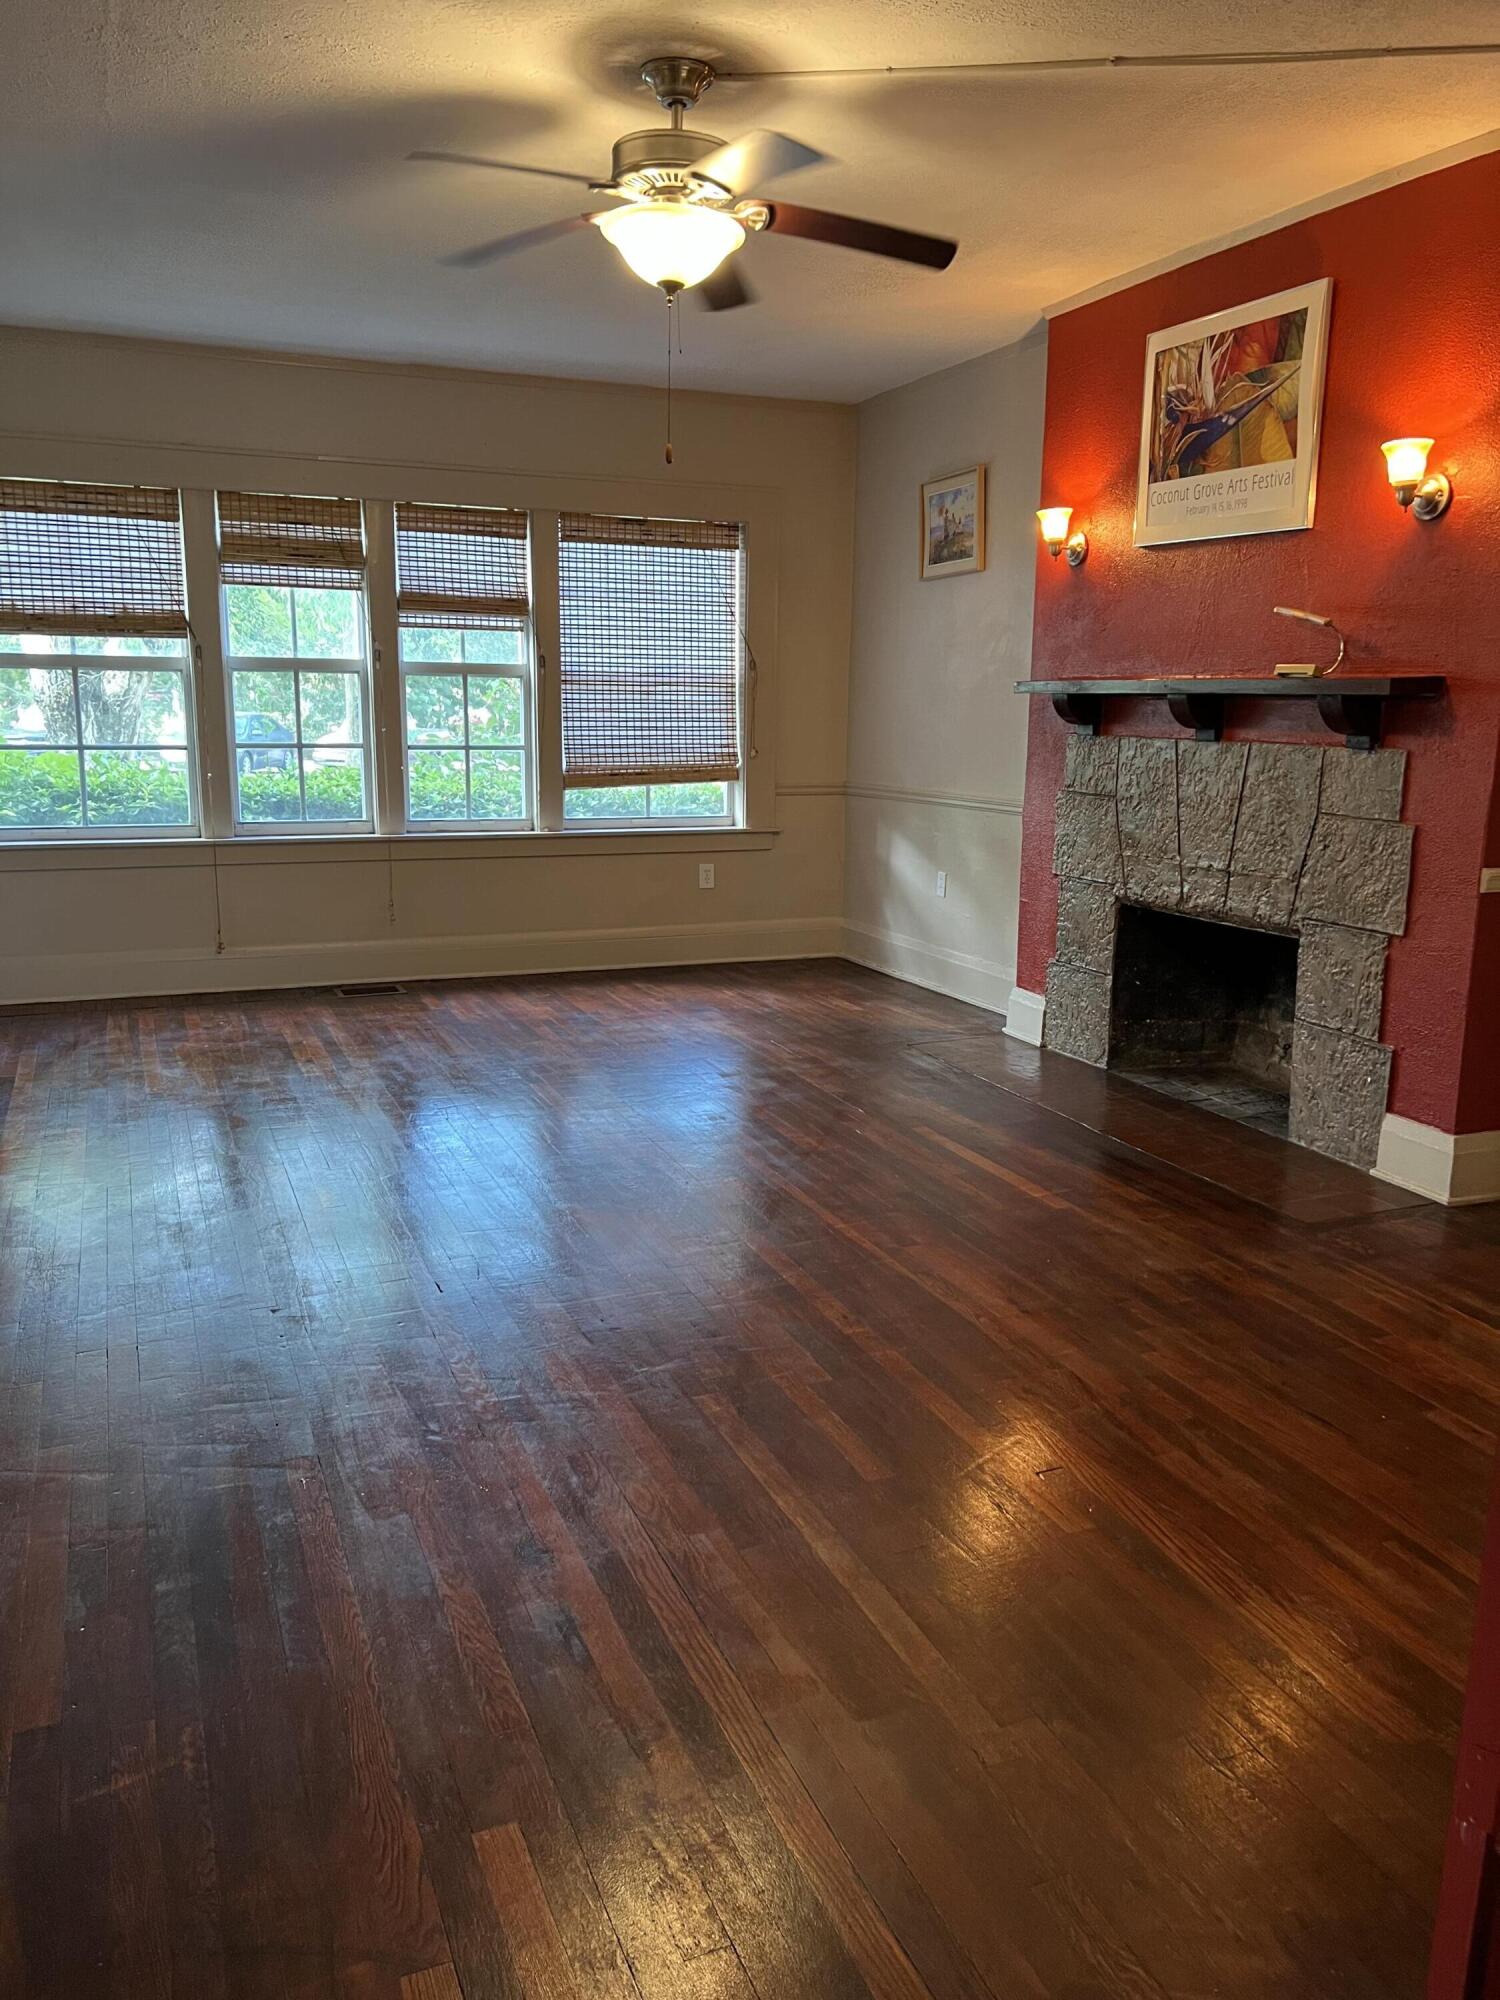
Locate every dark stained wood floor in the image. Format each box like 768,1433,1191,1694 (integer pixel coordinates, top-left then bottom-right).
1,960,1498,2000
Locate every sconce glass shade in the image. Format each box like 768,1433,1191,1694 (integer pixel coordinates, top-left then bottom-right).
1037,506,1074,549
594,200,746,292
1381,437,1434,488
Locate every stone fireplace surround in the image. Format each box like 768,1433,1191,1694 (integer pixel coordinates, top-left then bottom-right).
1042,734,1414,1169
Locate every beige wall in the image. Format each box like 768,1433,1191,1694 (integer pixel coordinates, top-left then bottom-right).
0,328,855,1002
842,331,1048,1010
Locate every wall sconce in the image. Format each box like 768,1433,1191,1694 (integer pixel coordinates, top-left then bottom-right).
1380,437,1452,521
1037,506,1088,566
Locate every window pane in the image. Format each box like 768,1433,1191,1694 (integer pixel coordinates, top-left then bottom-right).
469,750,524,820
299,671,362,746
225,584,294,657
77,669,187,746
0,748,82,827
83,749,192,827
237,765,303,822
650,781,728,818
462,627,525,666
70,635,188,659
0,668,30,738
0,667,75,744
467,676,522,745
232,670,296,743
302,749,365,822
404,675,464,745
399,628,462,665
565,785,647,821
292,587,361,660
407,748,467,822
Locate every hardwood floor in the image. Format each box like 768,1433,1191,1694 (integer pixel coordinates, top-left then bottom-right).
1,959,1497,2000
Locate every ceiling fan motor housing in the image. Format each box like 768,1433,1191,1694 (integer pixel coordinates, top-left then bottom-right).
608,128,731,199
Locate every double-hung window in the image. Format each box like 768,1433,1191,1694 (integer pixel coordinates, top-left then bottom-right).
396,502,532,827
218,491,372,830
0,479,195,838
558,512,744,825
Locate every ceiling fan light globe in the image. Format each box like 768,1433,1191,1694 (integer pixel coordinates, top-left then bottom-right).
594,200,746,292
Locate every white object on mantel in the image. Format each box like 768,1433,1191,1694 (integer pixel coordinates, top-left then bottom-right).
1004,986,1047,1046
1375,1115,1500,1206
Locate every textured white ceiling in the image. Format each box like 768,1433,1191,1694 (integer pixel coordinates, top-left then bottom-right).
3,1,1498,401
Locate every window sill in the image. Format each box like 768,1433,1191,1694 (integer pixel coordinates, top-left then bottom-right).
0,827,778,871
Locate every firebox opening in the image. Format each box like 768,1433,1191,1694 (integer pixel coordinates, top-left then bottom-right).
1108,905,1299,1139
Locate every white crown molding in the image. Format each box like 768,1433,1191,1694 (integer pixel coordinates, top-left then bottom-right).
1375,1114,1500,1206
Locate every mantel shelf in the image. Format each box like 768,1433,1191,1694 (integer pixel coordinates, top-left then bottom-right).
1014,675,1446,751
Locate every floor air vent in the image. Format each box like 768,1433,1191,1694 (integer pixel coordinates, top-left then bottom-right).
334,982,407,998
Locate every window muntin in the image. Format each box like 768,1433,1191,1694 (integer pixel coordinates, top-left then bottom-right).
557,512,744,824
218,492,372,831
0,478,195,838
395,502,533,829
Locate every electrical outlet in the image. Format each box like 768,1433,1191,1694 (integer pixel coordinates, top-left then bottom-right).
935,870,947,898
698,862,716,890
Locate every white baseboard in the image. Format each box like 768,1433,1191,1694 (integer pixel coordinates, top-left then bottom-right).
840,921,1013,1015
2,915,843,1006
1375,1114,1500,1206
1003,985,1046,1046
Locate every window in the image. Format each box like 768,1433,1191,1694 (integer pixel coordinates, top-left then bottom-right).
395,502,532,827
218,491,371,829
0,479,195,837
558,512,743,825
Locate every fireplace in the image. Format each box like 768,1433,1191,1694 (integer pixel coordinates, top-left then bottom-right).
1108,906,1298,1137
1039,736,1413,1168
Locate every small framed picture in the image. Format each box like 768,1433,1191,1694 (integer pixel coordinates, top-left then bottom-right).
1134,278,1332,547
920,466,986,579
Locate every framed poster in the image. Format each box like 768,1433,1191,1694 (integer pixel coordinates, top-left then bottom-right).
1134,279,1332,547
920,467,986,578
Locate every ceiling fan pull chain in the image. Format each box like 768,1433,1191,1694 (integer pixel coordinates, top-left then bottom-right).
664,293,674,466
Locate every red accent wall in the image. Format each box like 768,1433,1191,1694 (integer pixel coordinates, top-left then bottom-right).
1017,148,1500,1135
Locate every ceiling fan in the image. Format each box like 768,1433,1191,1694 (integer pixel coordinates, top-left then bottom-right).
410,56,958,311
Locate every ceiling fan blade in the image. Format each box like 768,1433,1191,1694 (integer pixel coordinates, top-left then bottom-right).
695,264,756,312
763,201,957,270
442,214,598,269
409,149,599,188
693,129,825,195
